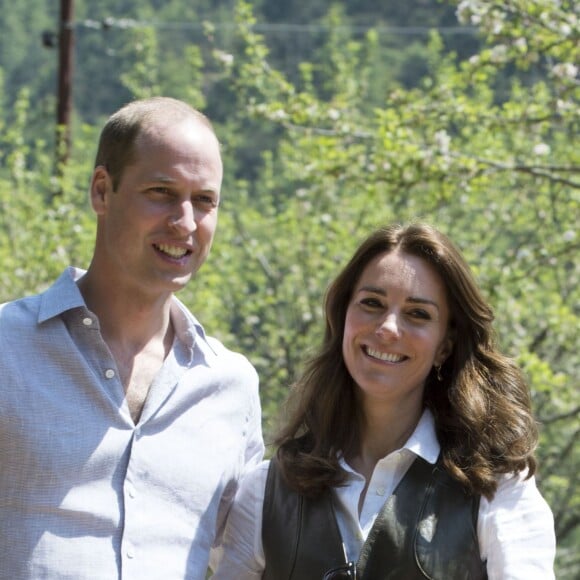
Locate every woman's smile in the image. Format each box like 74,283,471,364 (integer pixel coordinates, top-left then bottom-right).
342,249,453,408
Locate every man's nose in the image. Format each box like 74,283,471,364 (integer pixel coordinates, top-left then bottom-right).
168,202,196,234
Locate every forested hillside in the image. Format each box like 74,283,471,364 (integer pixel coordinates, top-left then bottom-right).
1,1,578,576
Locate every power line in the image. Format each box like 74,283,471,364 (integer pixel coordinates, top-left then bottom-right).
72,17,479,36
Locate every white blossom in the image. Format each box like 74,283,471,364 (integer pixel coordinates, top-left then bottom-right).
552,63,578,80
490,44,508,62
556,99,574,112
533,143,550,156
489,15,505,35
434,130,451,155
456,1,473,24
457,1,485,25
516,248,532,260
215,51,234,66
328,108,340,120
563,230,576,242
271,109,287,121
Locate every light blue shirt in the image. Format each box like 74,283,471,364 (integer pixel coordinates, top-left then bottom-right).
0,267,264,579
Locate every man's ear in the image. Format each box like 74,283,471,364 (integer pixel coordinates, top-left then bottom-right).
90,166,113,215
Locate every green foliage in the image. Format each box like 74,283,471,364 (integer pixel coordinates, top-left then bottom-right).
0,89,95,300
187,1,579,575
0,0,578,576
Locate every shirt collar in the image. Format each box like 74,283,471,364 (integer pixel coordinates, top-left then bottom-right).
339,408,440,475
402,408,440,465
36,267,217,357
170,296,217,356
37,267,87,323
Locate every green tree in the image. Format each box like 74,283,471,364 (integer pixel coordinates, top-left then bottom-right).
0,0,577,576
0,88,95,300
183,1,579,575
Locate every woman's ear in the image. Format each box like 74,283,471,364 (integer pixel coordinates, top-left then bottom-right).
435,329,455,367
89,166,112,215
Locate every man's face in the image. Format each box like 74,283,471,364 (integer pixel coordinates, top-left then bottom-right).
91,118,223,299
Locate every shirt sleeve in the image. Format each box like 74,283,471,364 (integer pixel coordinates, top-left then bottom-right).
478,471,556,579
244,378,266,470
209,460,269,579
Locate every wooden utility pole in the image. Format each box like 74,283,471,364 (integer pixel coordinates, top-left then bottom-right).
57,0,74,166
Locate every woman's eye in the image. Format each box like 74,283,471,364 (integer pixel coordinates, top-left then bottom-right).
409,309,431,320
360,297,382,308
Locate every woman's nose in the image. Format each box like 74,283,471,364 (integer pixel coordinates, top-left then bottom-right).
376,313,400,339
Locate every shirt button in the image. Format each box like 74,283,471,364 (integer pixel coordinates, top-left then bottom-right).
126,550,134,559
376,487,386,496
105,369,115,379
82,317,93,326
127,485,136,498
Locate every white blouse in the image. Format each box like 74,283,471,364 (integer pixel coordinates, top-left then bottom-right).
211,410,556,579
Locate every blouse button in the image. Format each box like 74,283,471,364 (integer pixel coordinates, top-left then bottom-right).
105,369,116,379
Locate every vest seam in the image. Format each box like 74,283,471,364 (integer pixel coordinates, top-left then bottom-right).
287,490,304,580
413,465,437,580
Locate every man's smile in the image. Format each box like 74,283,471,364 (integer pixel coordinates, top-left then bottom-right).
154,243,192,259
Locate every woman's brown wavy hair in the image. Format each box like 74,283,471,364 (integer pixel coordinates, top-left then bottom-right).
275,222,538,499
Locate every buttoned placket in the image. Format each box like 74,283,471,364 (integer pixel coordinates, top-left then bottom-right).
121,426,145,575
359,453,400,534
117,339,190,577
334,451,409,560
78,310,147,575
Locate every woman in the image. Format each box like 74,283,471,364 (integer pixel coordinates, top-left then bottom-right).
211,223,555,579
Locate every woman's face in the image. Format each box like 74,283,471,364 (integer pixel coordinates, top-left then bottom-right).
342,250,453,413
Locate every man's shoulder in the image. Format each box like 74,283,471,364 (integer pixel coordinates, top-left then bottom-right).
205,335,256,367
204,334,235,355
0,292,41,324
171,298,258,378
201,334,259,386
0,268,81,325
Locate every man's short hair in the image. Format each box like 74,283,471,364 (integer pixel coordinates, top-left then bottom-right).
94,97,215,190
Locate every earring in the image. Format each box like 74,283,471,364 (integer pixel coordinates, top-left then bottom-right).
435,365,442,382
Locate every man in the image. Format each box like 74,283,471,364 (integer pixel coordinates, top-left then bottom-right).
0,97,264,579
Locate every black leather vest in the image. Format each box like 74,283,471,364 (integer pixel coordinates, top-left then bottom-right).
262,455,488,580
